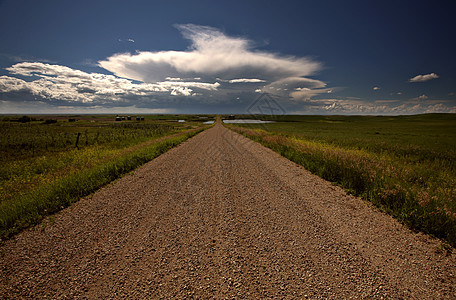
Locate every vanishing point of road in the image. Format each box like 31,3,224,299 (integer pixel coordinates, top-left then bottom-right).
1,121,455,298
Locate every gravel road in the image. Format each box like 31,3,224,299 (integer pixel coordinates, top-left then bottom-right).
1,121,455,299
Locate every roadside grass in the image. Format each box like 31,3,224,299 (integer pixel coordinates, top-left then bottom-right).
226,114,456,247
0,115,212,238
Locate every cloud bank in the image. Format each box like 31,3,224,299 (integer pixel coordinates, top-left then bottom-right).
1,62,219,105
1,24,455,114
1,24,329,111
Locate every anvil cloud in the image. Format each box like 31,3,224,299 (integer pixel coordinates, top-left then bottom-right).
98,24,321,83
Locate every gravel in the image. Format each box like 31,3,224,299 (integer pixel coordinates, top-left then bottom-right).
1,121,455,299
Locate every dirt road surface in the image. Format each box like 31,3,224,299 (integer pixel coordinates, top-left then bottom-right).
1,121,455,299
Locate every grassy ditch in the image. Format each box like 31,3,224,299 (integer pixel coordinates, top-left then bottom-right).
0,115,211,238
227,114,456,247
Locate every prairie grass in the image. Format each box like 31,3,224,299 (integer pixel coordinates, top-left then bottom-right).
0,115,211,238
227,114,456,246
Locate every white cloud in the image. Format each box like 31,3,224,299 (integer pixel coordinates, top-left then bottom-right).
98,24,322,83
256,77,334,101
228,78,266,83
412,94,429,100
170,87,192,96
96,25,332,106
290,88,337,101
0,75,29,92
7,62,91,80
1,62,221,104
261,76,326,96
290,97,456,115
157,80,220,91
373,86,380,90
118,38,135,43
409,73,439,82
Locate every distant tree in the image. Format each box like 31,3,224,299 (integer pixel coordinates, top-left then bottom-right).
19,115,32,123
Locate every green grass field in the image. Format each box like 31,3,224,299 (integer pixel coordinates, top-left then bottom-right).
0,114,213,238
227,113,456,247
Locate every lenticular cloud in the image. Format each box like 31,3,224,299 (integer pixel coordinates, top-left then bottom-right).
98,24,322,83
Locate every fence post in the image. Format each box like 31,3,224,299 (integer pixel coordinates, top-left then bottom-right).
75,132,81,150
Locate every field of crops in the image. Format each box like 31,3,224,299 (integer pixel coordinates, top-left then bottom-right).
227,113,456,247
0,114,213,238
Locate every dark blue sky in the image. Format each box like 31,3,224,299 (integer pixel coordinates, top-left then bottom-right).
1,0,455,114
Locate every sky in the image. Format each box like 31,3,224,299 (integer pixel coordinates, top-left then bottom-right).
0,0,455,115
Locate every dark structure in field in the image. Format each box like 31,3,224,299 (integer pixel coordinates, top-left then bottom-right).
116,116,144,121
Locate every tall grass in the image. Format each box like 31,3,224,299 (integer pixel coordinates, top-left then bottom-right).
228,114,456,246
0,121,176,160
0,115,211,238
0,118,207,204
0,129,204,238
